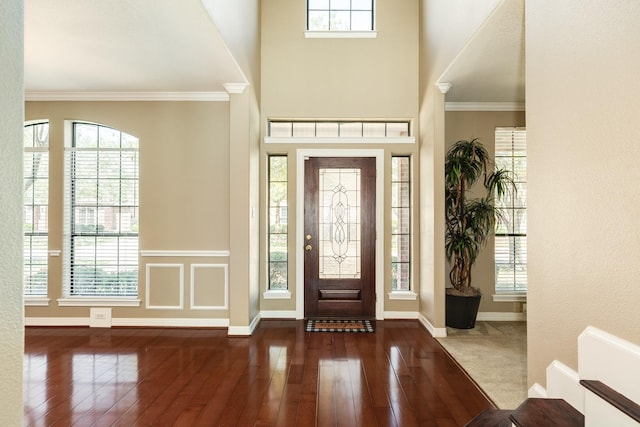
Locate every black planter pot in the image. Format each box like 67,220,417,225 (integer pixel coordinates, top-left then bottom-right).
445,292,482,329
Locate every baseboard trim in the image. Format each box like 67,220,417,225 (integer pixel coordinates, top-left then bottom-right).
228,313,261,336
418,313,447,338
25,317,230,328
260,310,297,319
111,318,229,328
477,311,526,321
25,317,90,327
383,311,419,319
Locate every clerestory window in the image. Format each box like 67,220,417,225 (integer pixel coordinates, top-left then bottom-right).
307,0,375,32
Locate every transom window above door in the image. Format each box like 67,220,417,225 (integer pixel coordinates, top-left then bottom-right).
267,120,411,140
306,0,376,38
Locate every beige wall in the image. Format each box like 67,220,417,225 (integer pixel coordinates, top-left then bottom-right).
24,101,233,322
260,0,421,316
445,111,525,314
527,0,640,386
261,0,419,121
418,0,501,329
0,0,25,423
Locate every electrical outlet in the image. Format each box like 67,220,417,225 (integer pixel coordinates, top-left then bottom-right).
90,308,112,328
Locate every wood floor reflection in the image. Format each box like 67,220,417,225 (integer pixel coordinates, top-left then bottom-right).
24,320,494,426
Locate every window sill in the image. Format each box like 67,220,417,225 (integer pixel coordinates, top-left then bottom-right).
388,291,418,301
305,31,377,39
263,290,292,300
57,297,141,307
25,297,50,307
492,293,527,303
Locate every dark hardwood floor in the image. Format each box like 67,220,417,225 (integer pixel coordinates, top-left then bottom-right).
24,320,495,426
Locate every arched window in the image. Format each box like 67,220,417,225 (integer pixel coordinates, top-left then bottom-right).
63,122,139,297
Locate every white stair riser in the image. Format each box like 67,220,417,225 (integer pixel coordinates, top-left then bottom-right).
579,327,640,405
546,360,584,413
584,391,639,427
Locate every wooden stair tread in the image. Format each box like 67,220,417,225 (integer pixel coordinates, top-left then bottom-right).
465,409,513,427
580,379,640,423
510,398,584,427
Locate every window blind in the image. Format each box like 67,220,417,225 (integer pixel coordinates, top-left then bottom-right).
63,122,139,297
495,127,527,293
24,122,49,297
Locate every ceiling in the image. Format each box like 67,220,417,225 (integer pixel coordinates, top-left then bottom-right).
24,0,524,103
437,0,525,104
24,0,247,97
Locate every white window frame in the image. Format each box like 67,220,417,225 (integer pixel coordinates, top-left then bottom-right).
388,155,416,300
266,120,413,143
305,0,377,38
264,154,291,300
59,121,141,307
23,121,51,305
494,127,527,299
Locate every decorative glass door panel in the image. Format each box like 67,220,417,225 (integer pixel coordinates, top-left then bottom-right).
318,168,361,279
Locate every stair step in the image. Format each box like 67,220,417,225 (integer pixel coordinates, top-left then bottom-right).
510,398,584,427
580,379,640,423
465,409,513,427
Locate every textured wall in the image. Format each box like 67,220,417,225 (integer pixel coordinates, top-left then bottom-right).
527,0,640,386
0,0,25,424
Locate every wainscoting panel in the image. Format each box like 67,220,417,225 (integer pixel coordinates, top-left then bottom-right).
190,263,228,310
145,263,184,310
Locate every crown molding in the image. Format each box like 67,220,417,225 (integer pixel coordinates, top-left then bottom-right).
445,102,525,111
24,91,230,102
436,82,453,94
223,83,249,94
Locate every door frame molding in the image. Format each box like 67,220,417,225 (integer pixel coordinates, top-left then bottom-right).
296,148,384,320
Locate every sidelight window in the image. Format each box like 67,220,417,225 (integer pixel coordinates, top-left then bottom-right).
391,156,411,291
268,155,288,290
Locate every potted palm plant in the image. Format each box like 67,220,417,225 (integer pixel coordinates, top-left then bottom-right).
445,138,514,328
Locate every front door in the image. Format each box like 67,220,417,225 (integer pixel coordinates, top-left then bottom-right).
304,157,376,318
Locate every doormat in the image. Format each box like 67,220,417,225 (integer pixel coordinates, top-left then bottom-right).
306,319,374,333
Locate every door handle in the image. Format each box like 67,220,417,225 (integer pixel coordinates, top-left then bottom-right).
305,244,312,252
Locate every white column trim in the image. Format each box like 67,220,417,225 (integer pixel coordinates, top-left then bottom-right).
419,314,447,338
